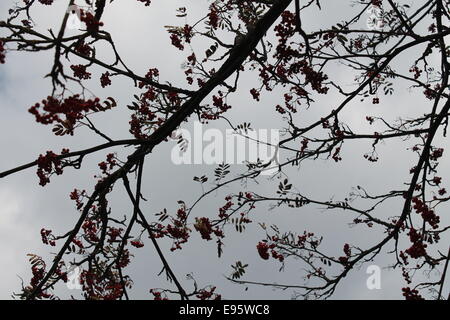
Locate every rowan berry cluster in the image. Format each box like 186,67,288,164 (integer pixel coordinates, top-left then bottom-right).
271,249,284,262
36,151,63,186
130,240,144,248
70,189,86,211
257,241,270,260
297,231,315,247
30,265,49,297
150,289,169,300
274,11,297,62
100,72,112,87
0,41,6,64
412,197,440,229
82,219,99,243
339,243,352,265
276,105,286,114
332,147,342,162
218,199,233,219
98,153,117,176
80,270,125,300
201,93,232,120
295,63,329,95
423,84,441,100
80,10,104,33
208,5,220,29
257,241,284,262
72,238,84,249
250,88,260,101
75,41,93,57
409,65,422,79
29,95,104,135
194,217,224,241
71,64,91,80
402,287,424,300
107,227,124,243
169,25,193,51
128,103,158,139
371,0,382,7
161,207,191,251
430,147,444,161
300,138,309,155
405,228,427,259
196,286,221,300
40,228,55,246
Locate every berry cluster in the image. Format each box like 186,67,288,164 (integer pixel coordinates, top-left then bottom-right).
100,72,112,87
128,105,158,139
256,241,284,262
150,289,169,300
338,243,352,265
80,10,104,33
165,208,191,251
271,249,284,262
0,41,5,64
71,64,91,80
300,138,309,155
194,217,224,241
412,197,440,229
38,0,54,5
257,241,270,260
82,219,99,243
250,88,261,101
402,287,424,300
29,95,106,136
430,147,444,161
30,265,50,298
371,0,382,7
70,189,87,211
107,227,124,243
130,240,145,248
274,11,297,63
36,151,63,186
196,286,221,300
201,93,232,121
40,228,55,246
332,147,342,162
72,238,84,249
168,25,192,51
423,84,441,100
80,270,127,300
218,198,234,219
208,5,220,29
25,255,53,299
170,33,184,51
300,63,329,94
98,153,117,176
405,228,427,259
297,231,315,247
75,40,93,57
409,65,422,79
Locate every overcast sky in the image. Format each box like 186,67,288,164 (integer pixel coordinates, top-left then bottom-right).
0,0,448,300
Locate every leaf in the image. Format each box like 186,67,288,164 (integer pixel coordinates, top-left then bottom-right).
215,163,230,181
236,122,253,134
193,175,208,183
230,261,248,279
277,178,292,196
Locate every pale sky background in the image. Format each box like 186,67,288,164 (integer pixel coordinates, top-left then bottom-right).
0,0,448,300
